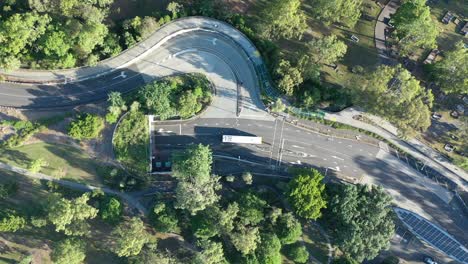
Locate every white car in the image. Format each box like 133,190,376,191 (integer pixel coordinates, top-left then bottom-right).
423,257,438,264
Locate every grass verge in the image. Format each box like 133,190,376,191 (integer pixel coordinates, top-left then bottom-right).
113,110,149,176
0,142,101,185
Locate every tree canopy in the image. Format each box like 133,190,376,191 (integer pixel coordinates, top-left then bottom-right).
310,0,363,28
194,239,227,264
275,213,302,245
326,184,395,262
391,0,439,56
287,168,327,220
47,193,98,236
350,65,433,138
433,41,468,95
110,217,150,257
51,238,87,264
307,35,348,65
259,0,307,40
172,144,220,215
68,113,105,140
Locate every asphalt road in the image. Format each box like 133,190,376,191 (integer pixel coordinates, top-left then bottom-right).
0,15,466,262
152,117,468,253
0,31,270,120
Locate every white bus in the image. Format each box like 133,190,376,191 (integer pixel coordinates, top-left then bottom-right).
222,135,262,144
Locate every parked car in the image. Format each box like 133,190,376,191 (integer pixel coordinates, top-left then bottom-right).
431,113,442,120
423,256,438,264
350,35,360,42
444,144,455,152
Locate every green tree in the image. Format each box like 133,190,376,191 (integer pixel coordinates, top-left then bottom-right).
307,35,348,65
350,64,433,138
68,113,105,140
275,59,304,96
167,2,183,19
0,213,26,232
106,91,127,123
172,145,220,215
177,90,202,119
47,193,98,236
175,177,221,215
433,41,468,94
327,184,395,262
271,98,286,112
285,243,309,264
0,12,51,70
76,21,108,55
28,158,47,173
332,256,360,264
151,201,178,232
229,225,260,256
256,233,282,264
0,181,18,198
110,217,149,257
194,239,227,264
275,213,302,245
237,191,267,226
287,168,327,220
40,28,72,58
100,197,122,224
128,243,175,264
139,81,175,120
51,238,86,264
172,144,212,182
191,206,222,239
259,0,307,40
242,172,253,185
310,0,363,28
391,0,438,56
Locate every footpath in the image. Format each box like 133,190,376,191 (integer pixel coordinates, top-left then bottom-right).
0,15,466,195
0,161,148,215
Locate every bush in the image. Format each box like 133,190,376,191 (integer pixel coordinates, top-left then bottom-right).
0,181,18,198
242,172,253,185
0,120,43,148
68,113,104,140
0,213,26,232
30,216,47,228
100,197,122,224
150,201,178,232
113,111,149,175
28,158,47,173
285,243,309,263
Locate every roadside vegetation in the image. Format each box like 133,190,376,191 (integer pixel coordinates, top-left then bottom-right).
0,1,184,70
113,108,149,176
1,140,396,263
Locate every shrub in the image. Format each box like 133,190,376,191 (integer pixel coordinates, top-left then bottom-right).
68,113,104,140
100,197,122,224
151,202,178,232
0,213,26,232
28,158,47,173
285,243,309,263
0,181,18,198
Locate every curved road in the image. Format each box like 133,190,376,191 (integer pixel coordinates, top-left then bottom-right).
0,16,467,262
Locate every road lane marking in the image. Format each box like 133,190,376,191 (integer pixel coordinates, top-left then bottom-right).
292,145,305,149
331,155,345,161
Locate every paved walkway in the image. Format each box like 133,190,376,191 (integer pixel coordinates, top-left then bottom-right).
374,0,399,65
0,161,148,215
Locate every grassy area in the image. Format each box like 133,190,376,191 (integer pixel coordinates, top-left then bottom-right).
113,111,149,176
0,169,53,264
0,142,101,185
